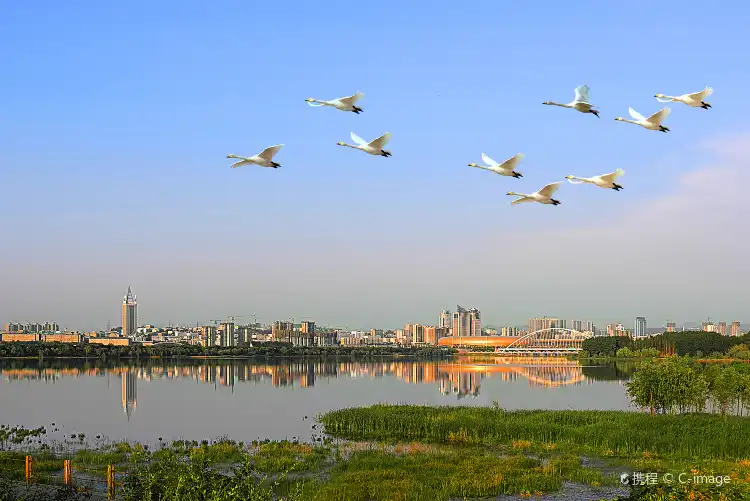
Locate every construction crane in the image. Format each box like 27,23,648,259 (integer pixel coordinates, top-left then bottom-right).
227,314,257,325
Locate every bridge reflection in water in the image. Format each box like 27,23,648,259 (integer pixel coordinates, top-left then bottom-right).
0,357,633,415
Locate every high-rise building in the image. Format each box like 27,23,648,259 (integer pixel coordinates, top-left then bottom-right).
237,326,253,346
403,323,414,342
301,321,316,334
412,324,425,344
501,326,519,336
439,309,451,330
201,325,218,347
571,320,583,332
702,321,716,333
452,307,469,337
666,322,676,332
272,321,294,341
451,306,481,336
634,317,647,338
121,286,138,338
528,317,564,332
730,321,741,337
219,322,235,347
469,308,481,336
717,321,727,336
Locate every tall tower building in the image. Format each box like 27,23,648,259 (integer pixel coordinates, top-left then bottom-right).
634,317,647,338
121,286,138,338
666,322,676,332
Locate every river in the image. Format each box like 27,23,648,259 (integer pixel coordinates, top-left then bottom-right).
0,356,638,444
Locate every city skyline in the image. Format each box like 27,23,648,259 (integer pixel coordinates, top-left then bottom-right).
1,2,748,330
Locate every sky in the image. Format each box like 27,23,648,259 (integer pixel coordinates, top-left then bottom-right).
1,1,749,332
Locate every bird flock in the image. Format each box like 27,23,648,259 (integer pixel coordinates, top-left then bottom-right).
226,85,714,207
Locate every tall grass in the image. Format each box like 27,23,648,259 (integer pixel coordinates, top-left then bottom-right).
320,405,750,459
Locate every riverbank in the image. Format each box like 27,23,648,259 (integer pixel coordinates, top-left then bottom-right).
2,407,748,500
0,342,455,361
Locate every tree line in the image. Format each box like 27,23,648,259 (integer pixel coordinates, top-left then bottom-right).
581,331,750,358
0,341,455,360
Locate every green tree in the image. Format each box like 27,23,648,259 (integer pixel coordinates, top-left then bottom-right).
626,357,707,414
706,366,743,417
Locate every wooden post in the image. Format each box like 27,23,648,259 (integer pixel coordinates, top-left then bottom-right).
63,460,72,485
25,455,32,484
107,464,115,499
650,391,654,416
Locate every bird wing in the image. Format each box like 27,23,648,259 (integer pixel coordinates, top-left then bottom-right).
686,86,713,100
511,196,535,206
257,144,283,160
481,153,499,167
339,91,364,105
645,107,670,125
599,169,625,184
350,132,368,146
566,177,586,184
574,85,591,103
537,181,562,197
628,107,646,122
499,153,524,171
230,159,251,168
368,132,392,149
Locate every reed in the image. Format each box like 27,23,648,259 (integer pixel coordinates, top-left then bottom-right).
304,448,607,501
320,406,750,459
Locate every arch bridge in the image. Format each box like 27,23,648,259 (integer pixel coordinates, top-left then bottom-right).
496,328,592,356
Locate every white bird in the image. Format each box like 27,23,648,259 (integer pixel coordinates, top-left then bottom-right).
615,107,671,133
468,153,524,178
655,86,713,109
507,181,563,206
337,132,392,157
543,85,600,118
226,144,284,169
305,91,365,114
566,169,625,191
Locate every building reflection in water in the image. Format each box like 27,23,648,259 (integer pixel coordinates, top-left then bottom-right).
121,368,137,420
1,356,608,417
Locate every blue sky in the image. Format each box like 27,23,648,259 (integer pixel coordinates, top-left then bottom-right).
1,1,748,331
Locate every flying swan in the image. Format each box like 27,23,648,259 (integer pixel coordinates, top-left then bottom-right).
655,86,713,109
566,169,625,191
226,144,284,169
543,85,600,118
468,153,524,178
337,132,392,157
507,181,563,206
305,91,365,114
615,107,671,132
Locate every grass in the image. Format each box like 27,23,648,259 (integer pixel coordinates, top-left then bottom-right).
4,407,750,500
320,405,750,460
300,448,607,501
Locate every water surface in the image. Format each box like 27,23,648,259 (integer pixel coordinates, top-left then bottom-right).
0,356,637,444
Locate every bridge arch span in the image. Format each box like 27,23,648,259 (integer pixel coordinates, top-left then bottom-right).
497,328,592,354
